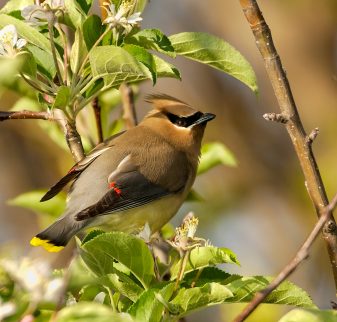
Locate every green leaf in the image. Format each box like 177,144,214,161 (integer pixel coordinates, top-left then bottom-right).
81,229,105,245
70,28,88,74
182,267,231,288
55,302,134,322
26,44,56,79
134,0,148,13
83,15,103,50
78,284,105,302
0,57,25,86
169,32,258,93
225,276,316,307
125,29,175,57
279,308,337,322
0,16,56,77
101,271,144,302
128,283,174,322
75,0,93,14
171,246,240,280
0,0,33,15
153,55,181,79
123,44,157,84
21,51,37,78
198,142,237,175
89,45,152,88
81,232,155,288
52,85,71,109
64,0,85,28
0,14,50,51
8,190,66,217
170,282,233,316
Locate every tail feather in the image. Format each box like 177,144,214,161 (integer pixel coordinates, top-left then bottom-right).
30,216,84,252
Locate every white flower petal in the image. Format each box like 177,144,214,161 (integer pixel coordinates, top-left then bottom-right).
44,278,64,303
127,12,142,24
0,302,16,320
0,25,17,48
93,292,106,304
16,38,27,49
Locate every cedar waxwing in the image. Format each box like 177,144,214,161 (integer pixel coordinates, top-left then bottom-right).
30,94,215,252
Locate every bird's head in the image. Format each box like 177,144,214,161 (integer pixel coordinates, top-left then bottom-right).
141,94,215,154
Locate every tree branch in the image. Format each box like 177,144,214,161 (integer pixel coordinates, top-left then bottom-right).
233,192,337,322
0,110,52,121
92,97,104,143
52,109,84,162
120,83,137,129
238,0,337,287
1,109,84,163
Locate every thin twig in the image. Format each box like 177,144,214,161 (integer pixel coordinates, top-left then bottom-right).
92,97,104,143
174,248,191,292
233,193,337,322
238,0,337,287
120,83,137,129
0,108,84,162
0,110,52,121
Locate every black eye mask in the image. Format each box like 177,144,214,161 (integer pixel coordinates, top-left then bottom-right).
166,112,204,128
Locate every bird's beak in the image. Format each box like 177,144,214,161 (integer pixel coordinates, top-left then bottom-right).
189,113,216,127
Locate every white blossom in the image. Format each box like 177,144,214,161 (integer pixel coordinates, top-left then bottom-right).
102,2,142,34
0,25,27,57
1,257,64,304
22,0,65,26
137,222,151,243
0,301,16,320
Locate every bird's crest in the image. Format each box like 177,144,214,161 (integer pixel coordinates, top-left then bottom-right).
145,94,196,117
145,93,189,108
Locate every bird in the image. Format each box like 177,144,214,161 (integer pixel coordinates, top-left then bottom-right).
30,94,215,252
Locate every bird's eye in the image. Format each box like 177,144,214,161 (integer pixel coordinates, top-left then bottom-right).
166,113,188,127
175,118,187,127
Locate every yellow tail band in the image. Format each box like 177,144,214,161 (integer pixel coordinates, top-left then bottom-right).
30,237,64,253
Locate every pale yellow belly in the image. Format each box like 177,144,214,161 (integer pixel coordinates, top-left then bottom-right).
90,194,183,234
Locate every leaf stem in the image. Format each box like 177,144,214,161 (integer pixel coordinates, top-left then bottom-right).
77,25,112,77
56,23,69,85
48,18,63,85
174,249,190,292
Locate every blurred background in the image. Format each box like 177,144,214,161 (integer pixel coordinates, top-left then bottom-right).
1,0,337,320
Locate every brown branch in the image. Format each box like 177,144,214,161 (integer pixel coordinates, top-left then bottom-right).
1,109,85,163
233,193,337,322
53,109,85,163
239,0,337,287
0,110,52,121
92,97,104,143
120,83,137,129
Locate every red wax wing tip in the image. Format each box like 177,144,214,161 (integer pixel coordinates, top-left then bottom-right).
68,167,76,174
109,182,116,189
114,187,122,196
109,182,122,196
